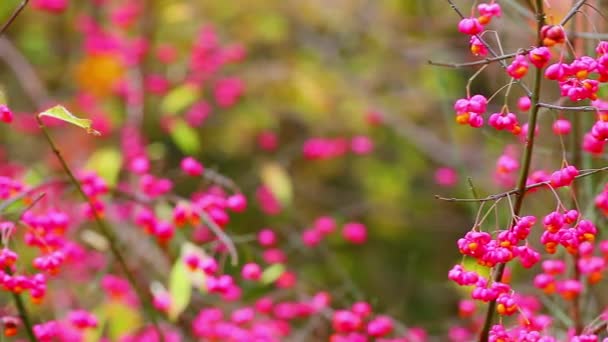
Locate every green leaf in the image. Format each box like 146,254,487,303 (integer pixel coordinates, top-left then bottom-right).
260,162,292,206
161,84,200,114
38,105,100,135
261,263,285,285
104,300,141,339
84,147,122,186
168,258,192,321
170,119,201,154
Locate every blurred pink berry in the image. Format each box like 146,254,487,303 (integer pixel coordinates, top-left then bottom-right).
257,228,277,247
351,301,372,318
350,135,374,155
32,0,67,13
145,74,170,95
302,228,322,247
332,310,362,333
365,109,383,126
200,258,218,275
434,167,458,187
0,105,13,123
181,157,204,176
314,216,336,235
241,263,262,281
153,291,171,312
342,222,367,244
256,185,282,215
128,155,150,174
227,193,247,212
367,315,393,337
185,101,211,128
553,118,572,135
257,131,279,151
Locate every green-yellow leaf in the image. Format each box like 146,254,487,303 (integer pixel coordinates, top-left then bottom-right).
261,263,285,285
170,119,201,154
104,300,141,339
39,105,100,135
161,84,200,114
84,147,122,186
168,258,192,321
260,162,292,206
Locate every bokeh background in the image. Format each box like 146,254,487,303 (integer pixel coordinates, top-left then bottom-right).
0,0,593,337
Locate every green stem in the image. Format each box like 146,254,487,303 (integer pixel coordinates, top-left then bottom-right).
478,1,545,341
35,117,164,340
5,268,36,342
569,2,583,333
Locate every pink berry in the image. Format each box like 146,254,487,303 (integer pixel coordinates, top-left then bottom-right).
314,216,336,235
517,97,531,111
458,18,484,35
257,228,277,247
0,105,13,123
342,222,367,244
226,193,247,212
180,157,204,176
241,262,262,281
552,118,572,135
200,258,218,275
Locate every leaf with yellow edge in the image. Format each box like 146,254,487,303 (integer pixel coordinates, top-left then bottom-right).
39,105,100,135
161,84,200,114
84,147,122,186
260,162,292,206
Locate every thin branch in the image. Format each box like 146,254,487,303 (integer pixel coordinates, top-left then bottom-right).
188,201,239,266
0,37,53,109
428,48,533,68
0,179,66,213
560,0,589,26
436,166,608,203
0,0,29,36
538,102,602,112
574,31,608,39
35,118,164,340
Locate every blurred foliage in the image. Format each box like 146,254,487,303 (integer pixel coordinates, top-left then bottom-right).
0,0,545,334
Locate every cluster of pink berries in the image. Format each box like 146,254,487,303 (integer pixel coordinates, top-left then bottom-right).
303,136,374,160
457,2,502,36
540,210,596,255
454,95,488,127
301,216,369,247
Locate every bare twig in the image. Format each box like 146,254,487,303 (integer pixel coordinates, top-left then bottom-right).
0,37,52,108
0,0,29,36
538,102,602,112
428,48,534,68
560,0,589,26
35,119,164,339
436,166,608,203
